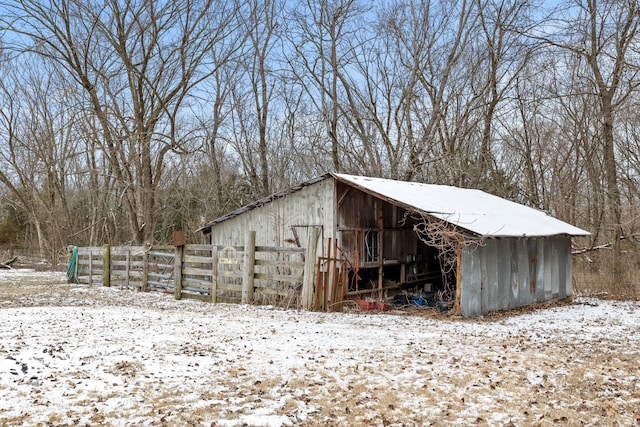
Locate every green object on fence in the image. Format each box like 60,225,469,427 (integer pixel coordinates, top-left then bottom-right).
66,246,78,283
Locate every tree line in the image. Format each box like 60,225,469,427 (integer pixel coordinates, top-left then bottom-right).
0,0,638,288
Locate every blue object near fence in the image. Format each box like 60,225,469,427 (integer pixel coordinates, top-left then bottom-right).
66,246,78,283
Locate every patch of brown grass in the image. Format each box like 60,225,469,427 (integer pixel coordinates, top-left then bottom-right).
110,360,145,377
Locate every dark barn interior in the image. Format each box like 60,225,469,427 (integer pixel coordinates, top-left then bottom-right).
335,181,455,307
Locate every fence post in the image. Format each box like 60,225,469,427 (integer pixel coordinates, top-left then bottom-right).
174,244,184,300
88,251,93,285
211,245,218,304
142,246,149,292
125,249,130,289
241,231,256,304
102,244,111,287
302,227,319,310
172,231,187,300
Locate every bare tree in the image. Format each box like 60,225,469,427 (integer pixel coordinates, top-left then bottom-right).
246,0,277,194
287,0,371,174
0,59,84,256
472,0,532,191
0,0,241,243
533,0,640,279
225,0,284,196
382,0,482,183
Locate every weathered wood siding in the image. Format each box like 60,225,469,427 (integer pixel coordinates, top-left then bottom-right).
460,236,572,316
336,183,424,268
207,178,335,253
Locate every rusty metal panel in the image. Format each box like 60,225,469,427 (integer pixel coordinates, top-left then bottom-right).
551,238,560,297
496,239,511,311
480,242,489,314
509,239,519,309
564,237,573,297
516,239,532,307
544,238,553,300
460,245,482,317
535,239,545,302
479,239,499,314
557,236,568,298
527,239,538,299
461,235,574,316
486,240,499,312
172,230,186,246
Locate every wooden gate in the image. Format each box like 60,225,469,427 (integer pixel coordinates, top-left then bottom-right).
314,238,347,311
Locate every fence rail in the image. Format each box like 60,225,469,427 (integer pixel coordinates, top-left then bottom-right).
71,230,318,309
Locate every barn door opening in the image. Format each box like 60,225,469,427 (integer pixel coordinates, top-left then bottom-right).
408,214,473,313
339,222,458,311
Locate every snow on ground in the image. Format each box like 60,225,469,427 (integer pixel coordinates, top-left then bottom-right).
0,269,639,426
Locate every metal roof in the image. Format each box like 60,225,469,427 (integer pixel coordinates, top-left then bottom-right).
199,173,590,237
333,173,590,237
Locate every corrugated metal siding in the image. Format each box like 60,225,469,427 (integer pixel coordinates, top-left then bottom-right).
551,240,560,297
564,237,573,296
460,245,481,315
460,236,573,316
535,241,545,301
558,236,570,298
543,238,553,300
207,178,335,250
481,241,499,312
516,238,532,307
496,239,510,310
509,239,518,309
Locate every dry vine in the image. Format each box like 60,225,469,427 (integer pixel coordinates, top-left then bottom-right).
403,212,484,313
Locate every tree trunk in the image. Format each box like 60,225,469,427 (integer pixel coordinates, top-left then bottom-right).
601,98,623,279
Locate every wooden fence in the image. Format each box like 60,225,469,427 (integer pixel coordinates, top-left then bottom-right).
72,230,319,309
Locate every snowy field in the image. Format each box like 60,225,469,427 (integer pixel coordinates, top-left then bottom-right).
0,269,639,426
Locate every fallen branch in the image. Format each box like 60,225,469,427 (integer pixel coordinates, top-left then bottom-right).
572,233,640,255
0,256,18,269
572,243,611,255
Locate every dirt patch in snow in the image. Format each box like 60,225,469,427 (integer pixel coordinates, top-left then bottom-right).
1,269,639,426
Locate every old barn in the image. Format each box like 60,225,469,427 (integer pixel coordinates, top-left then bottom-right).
198,173,590,316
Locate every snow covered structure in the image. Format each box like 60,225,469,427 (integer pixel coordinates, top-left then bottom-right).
198,173,590,316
